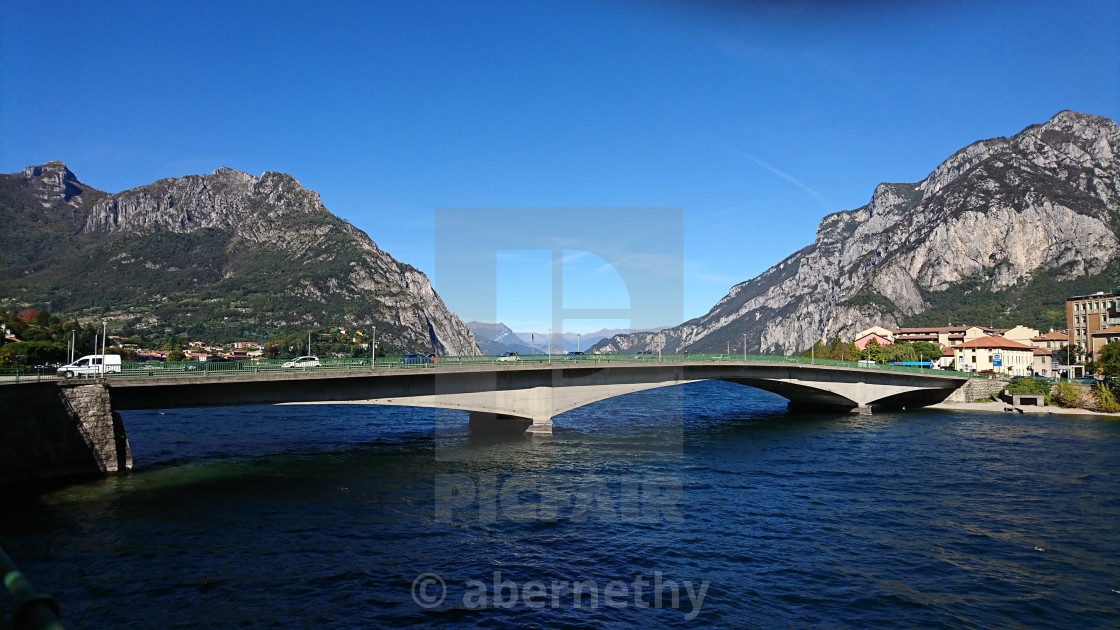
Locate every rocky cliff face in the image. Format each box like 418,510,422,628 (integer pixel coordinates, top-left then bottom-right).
1,164,481,354
594,111,1120,355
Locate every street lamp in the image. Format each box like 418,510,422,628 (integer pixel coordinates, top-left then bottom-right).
577,333,581,353
548,328,552,364
743,334,747,362
371,325,376,369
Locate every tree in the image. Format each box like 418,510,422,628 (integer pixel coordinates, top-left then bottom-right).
106,347,138,362
1093,382,1120,413
1055,343,1085,364
885,342,917,363
863,339,887,363
911,341,943,361
1098,342,1120,377
167,349,186,362
1050,381,1084,408
0,341,68,366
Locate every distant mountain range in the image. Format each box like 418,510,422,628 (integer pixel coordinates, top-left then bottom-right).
468,322,667,354
593,111,1120,355
0,163,481,354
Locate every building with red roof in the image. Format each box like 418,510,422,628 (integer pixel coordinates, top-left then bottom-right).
949,336,1036,377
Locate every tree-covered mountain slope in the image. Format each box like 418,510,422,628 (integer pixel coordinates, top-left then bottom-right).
0,162,480,354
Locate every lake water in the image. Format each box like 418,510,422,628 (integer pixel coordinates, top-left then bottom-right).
2,380,1119,628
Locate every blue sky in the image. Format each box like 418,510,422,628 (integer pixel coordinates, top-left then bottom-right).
3,1,1119,333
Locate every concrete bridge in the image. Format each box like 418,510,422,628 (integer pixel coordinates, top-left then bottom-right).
1,361,968,487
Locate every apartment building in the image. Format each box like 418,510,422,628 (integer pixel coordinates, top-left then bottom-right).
1066,290,1120,361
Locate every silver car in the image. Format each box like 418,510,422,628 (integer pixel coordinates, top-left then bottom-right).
282,356,320,368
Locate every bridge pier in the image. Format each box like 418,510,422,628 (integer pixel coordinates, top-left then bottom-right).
468,412,552,436
0,383,132,490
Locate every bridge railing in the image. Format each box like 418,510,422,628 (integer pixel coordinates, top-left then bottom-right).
0,352,993,383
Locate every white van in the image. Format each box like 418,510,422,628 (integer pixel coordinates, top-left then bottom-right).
57,354,122,378
857,359,878,368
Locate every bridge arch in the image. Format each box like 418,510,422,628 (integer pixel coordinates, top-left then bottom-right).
100,362,966,436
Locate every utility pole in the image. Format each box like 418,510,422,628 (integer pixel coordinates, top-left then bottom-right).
101,321,107,376
308,332,311,357
743,334,747,362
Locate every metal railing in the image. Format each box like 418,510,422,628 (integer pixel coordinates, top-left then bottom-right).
0,353,986,383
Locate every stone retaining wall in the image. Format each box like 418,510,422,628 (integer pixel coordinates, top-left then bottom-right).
947,378,1010,403
0,382,131,491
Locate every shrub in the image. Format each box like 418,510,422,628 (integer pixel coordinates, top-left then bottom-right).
1050,381,1084,408
1094,382,1120,413
1006,378,1050,395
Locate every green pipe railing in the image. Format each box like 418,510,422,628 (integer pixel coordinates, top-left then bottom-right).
0,545,64,630
0,353,995,383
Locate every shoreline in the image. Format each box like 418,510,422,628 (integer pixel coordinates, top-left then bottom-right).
928,400,1120,418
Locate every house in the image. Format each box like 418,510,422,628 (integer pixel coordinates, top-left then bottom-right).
1031,330,1068,350
948,336,1036,377
1031,347,1057,377
853,326,894,350
1001,325,1039,346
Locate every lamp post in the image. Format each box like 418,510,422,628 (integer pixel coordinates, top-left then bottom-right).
743,334,747,362
548,329,552,364
577,333,581,353
371,326,376,369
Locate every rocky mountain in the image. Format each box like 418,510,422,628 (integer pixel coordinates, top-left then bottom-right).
593,110,1120,355
0,162,481,354
511,327,670,352
468,321,671,354
466,321,534,355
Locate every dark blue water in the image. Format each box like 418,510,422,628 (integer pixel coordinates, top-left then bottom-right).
3,381,1119,628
